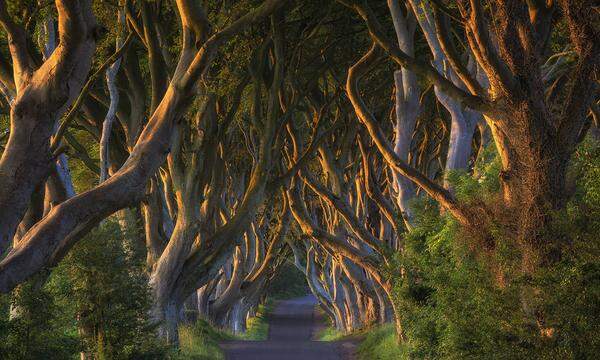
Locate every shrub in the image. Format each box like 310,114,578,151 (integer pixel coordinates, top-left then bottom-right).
174,319,233,360
357,324,408,360
388,141,600,359
53,219,168,359
0,276,79,359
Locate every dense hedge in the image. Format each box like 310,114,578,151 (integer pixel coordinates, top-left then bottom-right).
387,141,600,359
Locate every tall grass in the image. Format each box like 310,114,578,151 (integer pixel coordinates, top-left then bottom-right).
239,302,272,341
173,319,233,360
355,324,407,360
172,302,273,359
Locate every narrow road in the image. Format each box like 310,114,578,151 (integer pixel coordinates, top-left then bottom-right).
220,295,353,360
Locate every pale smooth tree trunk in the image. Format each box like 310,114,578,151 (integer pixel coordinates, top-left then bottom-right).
41,17,76,198
305,247,337,325
99,12,124,183
388,0,419,228
340,277,361,330
408,0,484,188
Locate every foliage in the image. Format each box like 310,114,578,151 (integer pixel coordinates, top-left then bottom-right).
53,220,168,359
356,324,408,360
266,261,309,300
173,319,233,360
0,276,79,359
240,302,272,341
0,219,169,360
386,141,600,359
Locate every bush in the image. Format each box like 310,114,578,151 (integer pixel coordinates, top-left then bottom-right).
0,276,79,359
53,220,168,359
0,219,169,360
357,324,407,360
174,319,233,360
388,141,600,359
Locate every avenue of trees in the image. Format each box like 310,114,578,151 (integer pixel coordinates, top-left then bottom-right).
0,0,598,358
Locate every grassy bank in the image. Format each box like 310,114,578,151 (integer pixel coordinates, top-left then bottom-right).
355,324,406,360
238,302,273,341
173,302,273,359
316,326,346,341
174,319,233,360
317,324,406,360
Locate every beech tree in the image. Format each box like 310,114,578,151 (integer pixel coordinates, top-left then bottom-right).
341,0,598,271
0,0,98,253
0,0,288,294
0,0,597,354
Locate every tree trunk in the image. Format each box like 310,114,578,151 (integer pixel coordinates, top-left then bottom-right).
496,116,570,270
388,0,419,228
153,298,181,345
0,0,97,253
443,108,479,188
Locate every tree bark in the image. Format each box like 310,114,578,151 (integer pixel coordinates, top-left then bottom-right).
0,0,97,253
0,0,289,294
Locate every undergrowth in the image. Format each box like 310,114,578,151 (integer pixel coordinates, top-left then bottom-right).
239,302,272,341
174,319,233,360
385,140,600,359
173,301,273,359
337,141,600,359
356,324,407,360
316,326,345,342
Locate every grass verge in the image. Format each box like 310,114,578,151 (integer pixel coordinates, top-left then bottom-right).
238,301,273,340
172,318,234,360
355,324,407,360
317,323,407,359
171,302,273,359
316,326,346,341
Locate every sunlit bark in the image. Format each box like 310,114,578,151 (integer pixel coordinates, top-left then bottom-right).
0,0,97,252
0,0,289,295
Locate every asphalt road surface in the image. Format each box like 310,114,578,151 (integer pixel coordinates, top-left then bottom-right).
220,295,353,360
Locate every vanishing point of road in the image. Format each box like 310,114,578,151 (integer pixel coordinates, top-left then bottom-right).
220,295,354,360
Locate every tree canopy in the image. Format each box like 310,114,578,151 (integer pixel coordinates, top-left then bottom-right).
0,0,598,358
